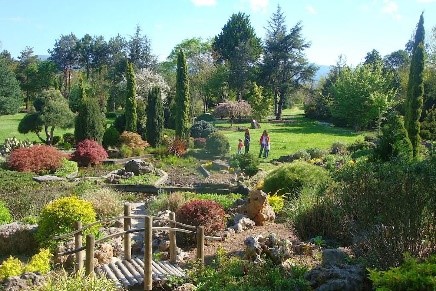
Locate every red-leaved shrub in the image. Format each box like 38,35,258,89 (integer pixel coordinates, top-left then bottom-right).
8,145,66,174
168,139,187,157
71,139,108,167
176,199,226,245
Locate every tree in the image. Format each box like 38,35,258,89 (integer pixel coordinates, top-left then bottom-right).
330,63,396,130
18,89,74,144
213,12,262,99
146,87,164,147
0,56,22,114
175,50,190,139
74,78,105,143
404,13,425,157
16,47,39,110
125,62,137,132
247,82,271,121
128,25,157,70
260,6,316,120
48,33,79,97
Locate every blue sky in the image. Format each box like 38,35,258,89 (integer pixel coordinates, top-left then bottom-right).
0,0,435,66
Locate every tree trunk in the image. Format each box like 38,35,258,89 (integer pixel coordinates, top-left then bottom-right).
275,92,284,120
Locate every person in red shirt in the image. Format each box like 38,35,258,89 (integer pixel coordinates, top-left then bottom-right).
258,130,270,158
237,139,244,154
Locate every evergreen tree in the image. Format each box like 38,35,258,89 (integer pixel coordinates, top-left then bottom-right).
0,56,22,115
175,50,190,139
146,87,164,147
74,78,105,144
405,13,425,157
125,61,137,132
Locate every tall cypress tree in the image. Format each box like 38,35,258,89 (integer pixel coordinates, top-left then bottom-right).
175,50,190,139
125,61,137,132
405,13,425,157
146,87,164,147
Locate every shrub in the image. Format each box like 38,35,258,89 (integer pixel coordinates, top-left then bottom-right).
193,138,207,149
36,196,98,247
168,138,187,157
54,158,78,178
291,150,311,161
267,195,284,213
263,161,331,198
330,142,348,155
119,131,149,151
41,269,119,291
306,148,328,159
229,153,259,176
102,126,120,149
62,133,75,145
52,135,61,145
71,139,108,167
148,192,189,215
369,254,436,290
24,248,52,274
7,145,65,174
0,200,12,225
206,132,229,156
190,120,217,138
0,137,33,156
81,188,123,220
0,256,24,280
119,144,134,158
195,113,215,122
176,200,226,245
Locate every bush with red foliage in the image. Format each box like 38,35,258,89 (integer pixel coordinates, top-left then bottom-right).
71,139,108,167
8,145,66,174
168,138,187,157
176,199,226,245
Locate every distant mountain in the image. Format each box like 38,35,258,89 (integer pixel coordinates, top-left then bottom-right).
313,65,331,82
37,55,49,61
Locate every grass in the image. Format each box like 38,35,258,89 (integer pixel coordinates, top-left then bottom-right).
215,108,369,162
0,113,74,143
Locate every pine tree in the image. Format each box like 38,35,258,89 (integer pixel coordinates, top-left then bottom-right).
405,13,425,157
146,87,164,147
74,78,105,143
175,50,190,139
125,61,137,132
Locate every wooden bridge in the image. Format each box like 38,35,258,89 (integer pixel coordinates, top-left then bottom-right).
55,203,222,290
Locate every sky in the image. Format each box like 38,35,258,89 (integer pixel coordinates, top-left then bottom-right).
0,0,435,67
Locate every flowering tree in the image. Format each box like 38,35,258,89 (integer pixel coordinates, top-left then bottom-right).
212,100,252,125
136,68,170,101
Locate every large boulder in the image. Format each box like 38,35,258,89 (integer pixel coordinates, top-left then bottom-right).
124,159,155,176
237,190,275,225
0,223,38,256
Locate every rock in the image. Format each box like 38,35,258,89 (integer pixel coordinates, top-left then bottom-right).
175,283,197,291
230,214,255,233
124,159,154,175
95,243,114,264
236,190,275,225
211,159,229,171
159,240,170,252
305,263,366,291
244,235,263,260
0,223,38,256
251,119,260,129
2,273,45,291
33,175,66,182
322,248,348,266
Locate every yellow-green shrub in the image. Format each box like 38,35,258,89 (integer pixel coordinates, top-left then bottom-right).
36,196,98,247
267,194,284,213
40,269,119,291
24,248,52,274
0,256,24,280
81,188,123,220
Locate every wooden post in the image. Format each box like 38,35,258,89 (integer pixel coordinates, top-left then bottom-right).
169,212,177,264
196,226,204,265
144,216,153,291
85,234,95,276
74,221,83,271
124,203,132,260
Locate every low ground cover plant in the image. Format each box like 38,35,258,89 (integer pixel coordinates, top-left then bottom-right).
0,200,12,225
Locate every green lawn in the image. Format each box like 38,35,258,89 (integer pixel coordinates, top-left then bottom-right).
216,109,370,162
0,113,74,143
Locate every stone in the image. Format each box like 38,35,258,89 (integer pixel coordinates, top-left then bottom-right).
2,273,45,291
0,223,38,256
175,283,197,291
305,263,366,291
244,235,263,260
159,240,170,252
230,214,255,233
33,175,65,183
251,119,260,129
236,190,275,225
94,243,114,264
322,248,348,266
124,159,154,175
211,159,229,171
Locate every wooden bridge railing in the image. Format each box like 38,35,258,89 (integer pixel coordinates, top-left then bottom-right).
53,203,223,291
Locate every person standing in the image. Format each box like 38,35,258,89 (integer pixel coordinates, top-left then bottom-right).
259,130,270,158
237,139,244,154
244,128,251,154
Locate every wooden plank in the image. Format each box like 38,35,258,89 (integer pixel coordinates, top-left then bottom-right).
108,262,130,288
133,257,164,281
151,260,169,276
100,264,120,286
115,260,138,286
160,261,185,277
123,260,143,283
155,261,177,276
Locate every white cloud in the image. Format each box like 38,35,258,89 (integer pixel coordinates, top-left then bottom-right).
306,5,317,15
381,0,401,20
416,0,436,3
248,0,269,12
191,0,216,7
